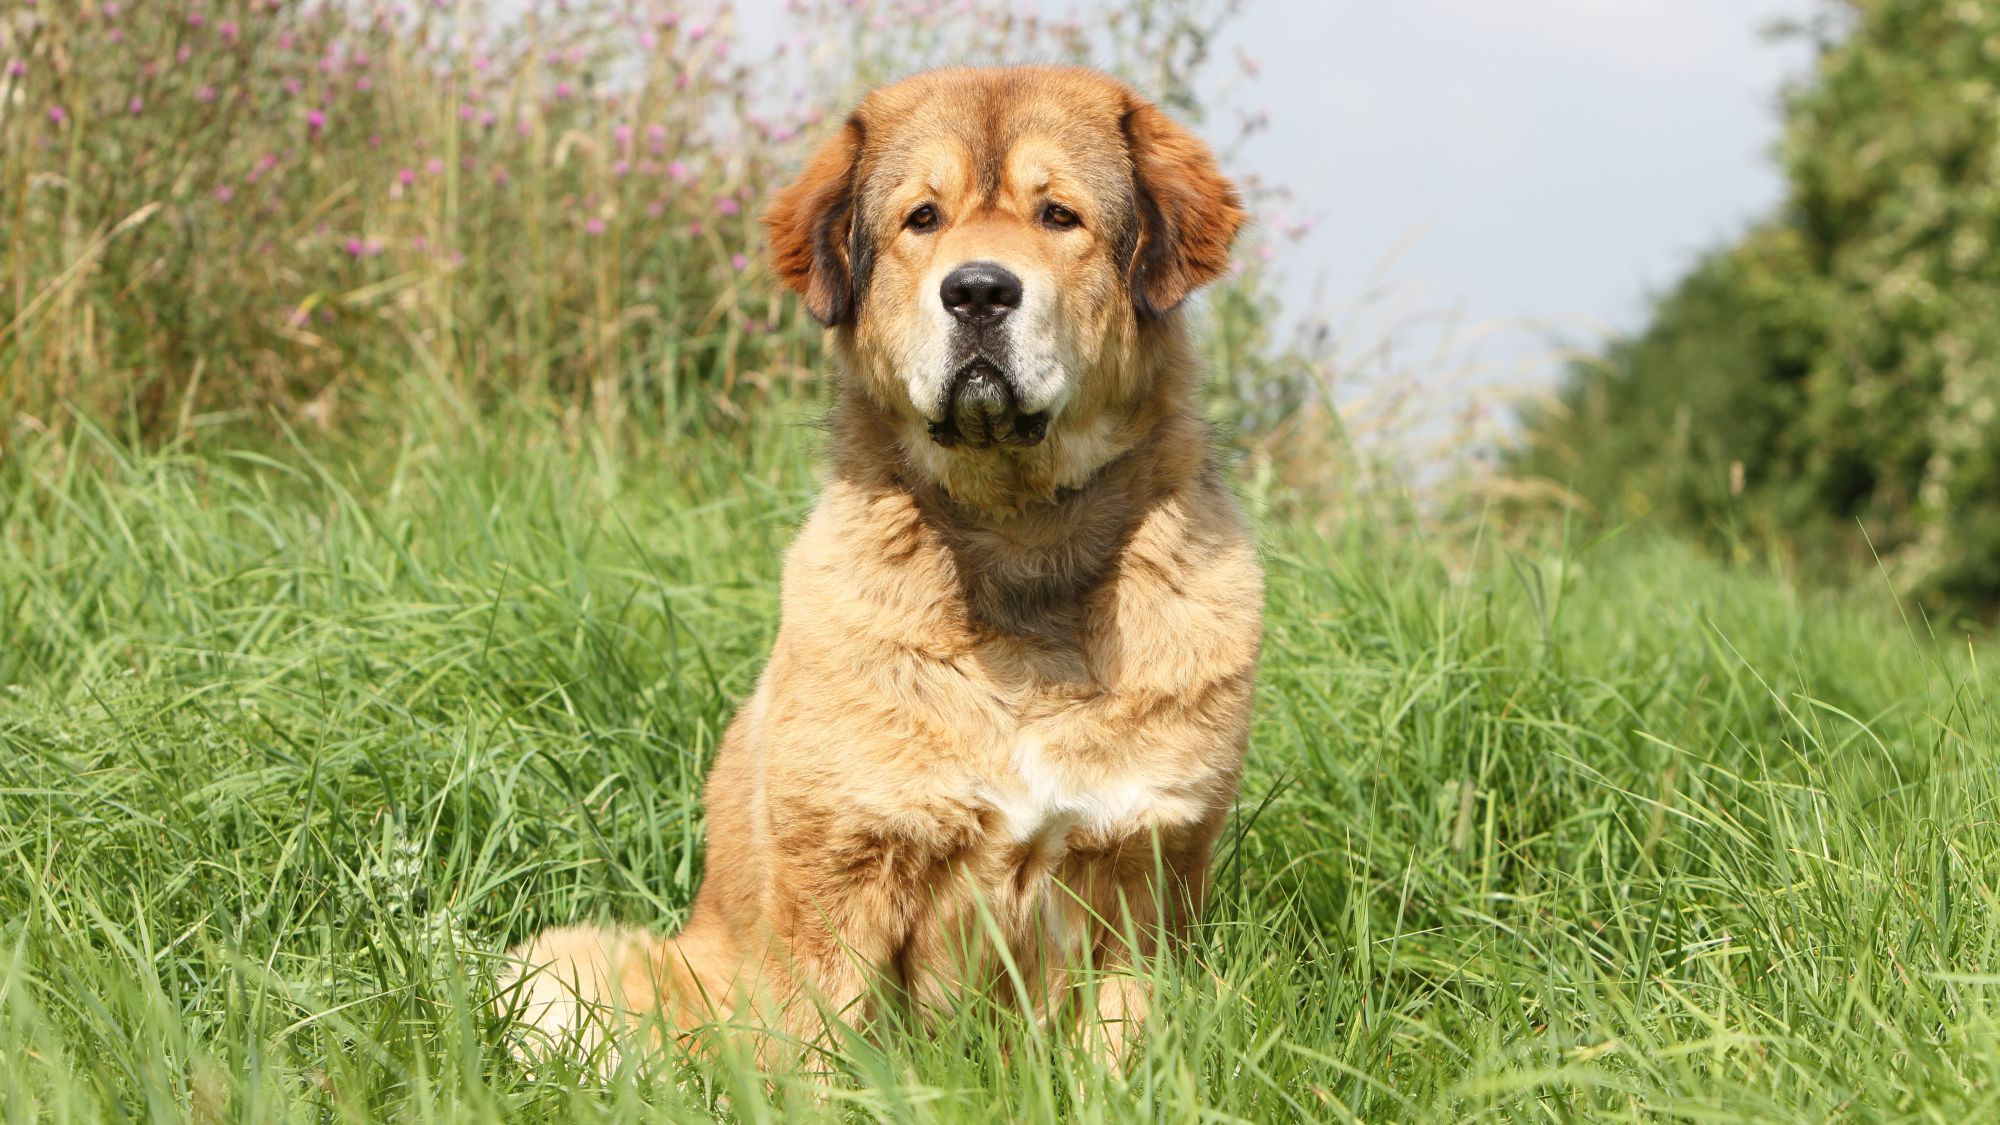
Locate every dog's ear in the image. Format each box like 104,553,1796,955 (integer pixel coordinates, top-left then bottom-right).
765,117,865,326
1122,99,1246,318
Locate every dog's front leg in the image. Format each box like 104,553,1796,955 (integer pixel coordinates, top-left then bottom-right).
1069,825,1220,1066
750,823,921,1067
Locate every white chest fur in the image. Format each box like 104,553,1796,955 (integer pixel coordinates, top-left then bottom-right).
978,734,1205,854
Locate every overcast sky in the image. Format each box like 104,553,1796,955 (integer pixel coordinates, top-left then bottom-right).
737,0,1822,392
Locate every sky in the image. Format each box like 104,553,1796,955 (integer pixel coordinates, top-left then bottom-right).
734,0,1823,394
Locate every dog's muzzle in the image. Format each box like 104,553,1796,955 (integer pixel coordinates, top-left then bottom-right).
928,361,1048,450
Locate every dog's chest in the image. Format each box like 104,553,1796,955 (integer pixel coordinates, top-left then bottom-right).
974,734,1201,854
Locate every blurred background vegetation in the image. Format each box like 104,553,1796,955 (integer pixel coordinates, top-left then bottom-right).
5,0,1997,617
0,0,1310,448
1517,0,2000,621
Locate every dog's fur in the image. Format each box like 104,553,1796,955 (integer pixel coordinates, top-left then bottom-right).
501,66,1261,1066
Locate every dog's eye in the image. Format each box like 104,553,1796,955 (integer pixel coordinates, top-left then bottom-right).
1041,203,1080,230
905,204,938,232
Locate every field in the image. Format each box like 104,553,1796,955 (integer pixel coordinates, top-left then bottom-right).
6,1,2000,1118
2,398,1997,1122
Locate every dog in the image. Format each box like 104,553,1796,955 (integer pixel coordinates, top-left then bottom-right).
501,65,1262,1069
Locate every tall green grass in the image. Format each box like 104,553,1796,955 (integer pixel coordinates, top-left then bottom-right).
7,3,1996,1120
2,408,1994,1121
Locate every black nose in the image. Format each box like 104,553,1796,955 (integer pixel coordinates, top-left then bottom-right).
940,262,1022,324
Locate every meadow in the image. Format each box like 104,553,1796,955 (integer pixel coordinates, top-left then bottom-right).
6,1,2000,1121
5,397,2000,1122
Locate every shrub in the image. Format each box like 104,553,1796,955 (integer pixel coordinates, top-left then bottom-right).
1517,0,2000,615
2,0,1296,451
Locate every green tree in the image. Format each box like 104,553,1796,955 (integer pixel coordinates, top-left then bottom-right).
1521,0,2000,612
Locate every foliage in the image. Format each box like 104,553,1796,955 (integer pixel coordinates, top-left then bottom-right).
0,0,1291,451
0,0,834,438
1518,0,2000,614
1,410,1996,1120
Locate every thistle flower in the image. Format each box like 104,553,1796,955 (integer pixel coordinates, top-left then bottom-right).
584,217,606,235
716,198,739,216
731,253,749,271
307,109,327,134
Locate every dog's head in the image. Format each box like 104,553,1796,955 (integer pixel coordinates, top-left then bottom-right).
765,67,1243,496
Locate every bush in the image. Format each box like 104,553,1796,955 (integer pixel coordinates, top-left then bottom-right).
0,1,847,438
2,0,1295,451
1517,0,2000,615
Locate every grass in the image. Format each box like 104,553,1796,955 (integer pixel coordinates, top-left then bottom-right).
0,399,1995,1122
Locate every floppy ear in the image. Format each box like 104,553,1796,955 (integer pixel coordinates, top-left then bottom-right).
764,117,865,326
1122,100,1246,318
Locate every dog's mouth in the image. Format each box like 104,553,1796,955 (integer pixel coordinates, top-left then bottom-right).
927,361,1048,450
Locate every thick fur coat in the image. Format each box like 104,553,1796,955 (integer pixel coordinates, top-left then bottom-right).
502,65,1262,1066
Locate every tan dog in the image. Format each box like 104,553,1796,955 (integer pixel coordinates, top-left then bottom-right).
502,65,1261,1068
